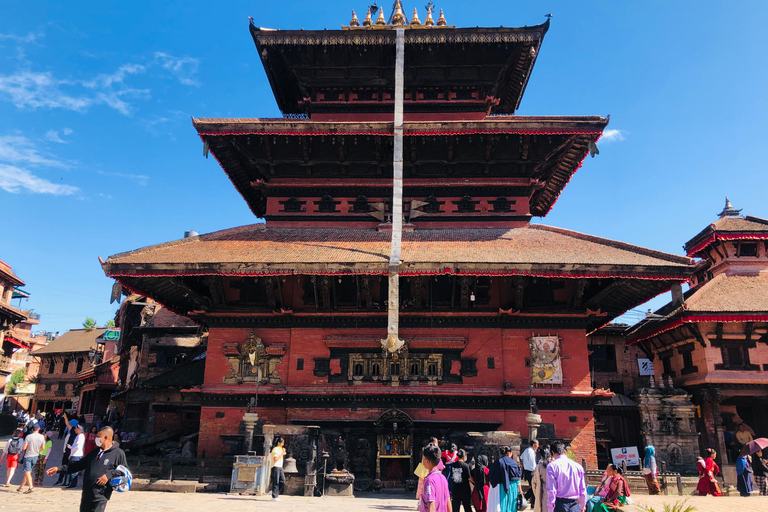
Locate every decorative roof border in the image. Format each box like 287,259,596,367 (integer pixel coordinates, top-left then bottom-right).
686,233,768,257
628,313,768,345
252,29,544,47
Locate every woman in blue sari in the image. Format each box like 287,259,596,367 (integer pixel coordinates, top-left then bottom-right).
736,454,754,497
488,446,523,512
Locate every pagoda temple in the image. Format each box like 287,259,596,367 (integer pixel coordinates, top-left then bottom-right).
102,3,696,484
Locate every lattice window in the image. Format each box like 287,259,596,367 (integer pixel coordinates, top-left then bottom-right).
422,195,444,214
491,197,513,213
316,195,340,213
281,197,306,213
454,196,478,213
351,195,371,213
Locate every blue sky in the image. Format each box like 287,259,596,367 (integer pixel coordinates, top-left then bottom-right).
2,1,767,333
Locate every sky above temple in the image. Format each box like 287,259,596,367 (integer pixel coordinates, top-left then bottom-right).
1,1,767,334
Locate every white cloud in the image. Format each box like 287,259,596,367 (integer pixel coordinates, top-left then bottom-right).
0,32,40,44
154,52,200,86
0,135,72,168
45,129,69,144
0,164,79,195
0,135,79,195
97,170,149,186
601,129,626,143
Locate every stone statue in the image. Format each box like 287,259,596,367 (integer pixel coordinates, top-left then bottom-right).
246,396,256,413
529,396,538,414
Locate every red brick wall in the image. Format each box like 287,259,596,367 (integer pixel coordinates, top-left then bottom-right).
197,326,595,459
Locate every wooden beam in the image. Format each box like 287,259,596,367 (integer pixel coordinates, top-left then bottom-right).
584,279,624,308
168,278,209,310
688,323,707,348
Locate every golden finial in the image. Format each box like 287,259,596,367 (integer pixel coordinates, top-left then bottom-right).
349,10,360,27
424,7,434,26
363,8,373,27
436,8,447,26
410,8,421,25
376,5,387,25
391,0,406,25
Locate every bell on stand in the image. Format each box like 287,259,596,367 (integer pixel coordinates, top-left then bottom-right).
283,455,299,474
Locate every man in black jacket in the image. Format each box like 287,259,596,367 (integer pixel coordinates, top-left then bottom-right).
47,427,128,512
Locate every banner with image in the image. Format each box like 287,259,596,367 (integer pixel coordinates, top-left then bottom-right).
530,335,562,384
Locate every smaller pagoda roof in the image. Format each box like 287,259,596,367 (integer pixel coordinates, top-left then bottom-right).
250,19,549,115
627,273,768,344
0,302,27,324
33,328,106,356
0,260,24,287
684,201,768,256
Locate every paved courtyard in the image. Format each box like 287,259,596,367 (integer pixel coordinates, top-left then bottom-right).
2,436,768,511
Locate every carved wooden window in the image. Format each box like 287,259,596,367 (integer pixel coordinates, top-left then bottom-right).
280,197,305,213
62,359,70,374
487,357,495,369
589,344,617,373
48,360,55,374
316,195,340,213
659,350,675,378
353,362,365,376
347,353,442,382
313,358,331,377
351,195,370,213
371,362,381,376
460,358,478,377
738,243,758,257
455,195,478,213
678,344,698,375
422,195,443,214
390,362,401,375
76,358,84,373
240,277,268,305
491,197,513,213
716,343,758,371
296,358,304,371
410,361,420,376
427,363,437,376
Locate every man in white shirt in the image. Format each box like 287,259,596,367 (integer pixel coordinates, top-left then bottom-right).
522,439,539,507
66,425,86,488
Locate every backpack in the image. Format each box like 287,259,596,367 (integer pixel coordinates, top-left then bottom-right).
7,438,22,455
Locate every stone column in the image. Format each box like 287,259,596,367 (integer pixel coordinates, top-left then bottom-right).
526,412,542,442
243,412,259,454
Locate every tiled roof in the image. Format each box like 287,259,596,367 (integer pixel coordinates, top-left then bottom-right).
104,224,693,278
685,215,768,255
683,273,768,313
33,328,106,356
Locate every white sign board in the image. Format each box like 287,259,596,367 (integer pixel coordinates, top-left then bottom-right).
610,446,641,467
637,358,654,376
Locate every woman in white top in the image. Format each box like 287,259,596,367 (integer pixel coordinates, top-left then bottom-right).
66,425,85,488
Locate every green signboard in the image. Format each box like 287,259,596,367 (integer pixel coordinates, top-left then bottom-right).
103,329,121,341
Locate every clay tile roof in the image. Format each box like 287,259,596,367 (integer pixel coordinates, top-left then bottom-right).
682,273,768,313
685,215,768,256
104,224,693,278
33,328,106,356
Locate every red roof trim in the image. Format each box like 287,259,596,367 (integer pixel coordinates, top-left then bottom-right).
686,233,768,257
109,268,689,280
628,313,768,345
196,128,604,137
4,335,27,349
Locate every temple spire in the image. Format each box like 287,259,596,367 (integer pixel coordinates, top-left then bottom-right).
424,7,434,26
391,0,406,25
363,8,373,27
718,197,743,218
436,8,447,26
349,10,360,27
376,5,387,25
410,8,421,26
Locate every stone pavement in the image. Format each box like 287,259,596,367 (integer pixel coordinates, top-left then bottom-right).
4,436,768,511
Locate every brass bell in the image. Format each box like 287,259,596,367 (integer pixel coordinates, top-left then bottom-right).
283,456,299,474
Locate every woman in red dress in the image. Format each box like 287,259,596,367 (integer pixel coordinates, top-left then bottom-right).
83,425,98,455
696,448,722,496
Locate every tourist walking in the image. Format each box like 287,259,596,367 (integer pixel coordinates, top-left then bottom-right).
416,438,444,501
34,430,53,486
449,449,472,512
696,448,721,496
17,423,45,493
736,453,754,497
47,426,129,512
531,445,551,512
269,436,285,501
522,440,539,508
752,449,768,496
544,443,587,512
67,424,86,488
1,428,24,486
57,416,79,485
590,464,630,512
471,454,490,512
642,446,660,495
419,444,451,512
488,445,523,512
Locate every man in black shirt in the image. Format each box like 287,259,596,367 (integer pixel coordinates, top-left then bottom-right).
47,427,128,512
450,449,473,512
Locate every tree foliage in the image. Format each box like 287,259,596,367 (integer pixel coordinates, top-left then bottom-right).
103,320,116,327
5,368,25,394
82,317,97,330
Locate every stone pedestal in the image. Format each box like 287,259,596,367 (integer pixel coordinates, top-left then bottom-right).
242,412,259,454
636,386,699,473
325,469,355,497
526,413,542,442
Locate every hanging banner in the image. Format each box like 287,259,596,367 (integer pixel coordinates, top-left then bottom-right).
530,335,563,384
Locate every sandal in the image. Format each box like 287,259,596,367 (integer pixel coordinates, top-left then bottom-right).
23,489,33,494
